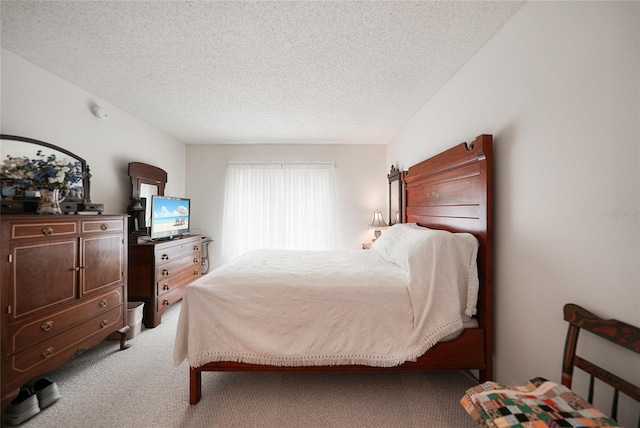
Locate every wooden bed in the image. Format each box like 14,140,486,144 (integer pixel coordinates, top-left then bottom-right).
188,134,493,405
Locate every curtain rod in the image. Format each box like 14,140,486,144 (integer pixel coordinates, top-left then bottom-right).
228,161,335,167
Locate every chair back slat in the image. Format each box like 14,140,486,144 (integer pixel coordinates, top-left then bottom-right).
611,389,619,421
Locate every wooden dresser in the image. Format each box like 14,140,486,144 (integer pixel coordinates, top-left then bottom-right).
1,214,129,410
128,235,202,328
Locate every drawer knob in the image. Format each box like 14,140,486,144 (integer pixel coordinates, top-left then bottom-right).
100,320,108,328
100,223,109,231
193,269,199,276
42,227,54,236
162,269,169,276
194,245,199,251
161,254,169,260
41,321,54,332
42,347,54,359
163,284,170,291
163,299,170,306
99,299,108,307
193,258,199,264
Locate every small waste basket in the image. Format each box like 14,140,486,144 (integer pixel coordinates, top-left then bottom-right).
126,301,144,339
108,302,144,340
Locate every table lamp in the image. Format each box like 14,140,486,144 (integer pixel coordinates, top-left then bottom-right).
369,209,387,241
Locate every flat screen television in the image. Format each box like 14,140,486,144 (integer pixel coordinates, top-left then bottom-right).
149,195,191,240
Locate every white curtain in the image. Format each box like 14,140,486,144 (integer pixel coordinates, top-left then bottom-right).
222,162,337,258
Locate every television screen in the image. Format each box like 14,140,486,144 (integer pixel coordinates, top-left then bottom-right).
150,195,190,240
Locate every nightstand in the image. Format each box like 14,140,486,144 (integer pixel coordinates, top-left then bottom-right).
201,236,213,274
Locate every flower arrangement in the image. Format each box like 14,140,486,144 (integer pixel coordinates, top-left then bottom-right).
1,150,85,191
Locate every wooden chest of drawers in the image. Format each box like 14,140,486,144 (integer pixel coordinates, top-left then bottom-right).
128,235,202,328
1,215,129,411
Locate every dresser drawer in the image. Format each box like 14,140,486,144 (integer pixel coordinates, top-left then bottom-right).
81,218,124,234
9,306,123,373
8,289,124,355
1,200,24,213
156,267,200,297
155,238,201,263
10,221,77,239
156,285,186,314
155,254,200,279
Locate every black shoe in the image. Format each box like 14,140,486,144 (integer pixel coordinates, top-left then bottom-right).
1,388,40,426
31,378,60,409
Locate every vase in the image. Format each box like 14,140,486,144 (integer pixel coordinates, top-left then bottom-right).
37,189,65,215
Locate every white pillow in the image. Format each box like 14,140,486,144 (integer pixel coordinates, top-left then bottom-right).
370,223,423,270
371,223,480,321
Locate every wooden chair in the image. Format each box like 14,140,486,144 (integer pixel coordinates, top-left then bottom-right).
461,303,639,427
562,303,640,426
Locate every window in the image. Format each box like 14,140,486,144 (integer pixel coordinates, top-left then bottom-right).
221,162,337,258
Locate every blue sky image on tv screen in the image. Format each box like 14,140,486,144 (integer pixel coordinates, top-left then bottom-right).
153,197,189,235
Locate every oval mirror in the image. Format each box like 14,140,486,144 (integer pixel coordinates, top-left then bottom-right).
1,134,91,212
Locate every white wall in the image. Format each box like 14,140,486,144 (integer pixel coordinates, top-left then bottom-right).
1,49,187,213
387,2,639,425
186,144,387,268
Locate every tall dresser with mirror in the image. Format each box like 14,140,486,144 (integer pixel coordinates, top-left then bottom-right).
126,162,202,328
0,135,130,413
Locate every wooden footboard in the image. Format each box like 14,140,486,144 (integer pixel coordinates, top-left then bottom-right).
189,327,489,404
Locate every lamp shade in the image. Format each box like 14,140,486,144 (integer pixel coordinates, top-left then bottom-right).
369,210,387,228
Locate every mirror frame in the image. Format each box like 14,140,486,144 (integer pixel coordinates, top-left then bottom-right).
0,134,92,207
387,165,405,226
127,162,167,234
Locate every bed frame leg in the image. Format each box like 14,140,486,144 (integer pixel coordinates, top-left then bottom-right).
479,368,492,383
190,367,202,405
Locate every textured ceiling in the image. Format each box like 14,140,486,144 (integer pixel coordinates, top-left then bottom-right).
1,1,523,144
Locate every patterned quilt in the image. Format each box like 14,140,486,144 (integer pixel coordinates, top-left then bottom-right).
461,377,620,427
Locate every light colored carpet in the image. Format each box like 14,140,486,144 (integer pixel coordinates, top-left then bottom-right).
15,302,479,428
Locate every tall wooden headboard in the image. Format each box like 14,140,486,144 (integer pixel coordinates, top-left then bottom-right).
403,134,493,376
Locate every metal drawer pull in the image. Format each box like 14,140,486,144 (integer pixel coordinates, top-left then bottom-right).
100,223,108,230
194,269,199,276
99,299,108,307
193,258,199,264
163,284,170,291
161,254,169,260
162,269,169,276
163,299,170,306
41,321,54,332
100,320,108,328
42,227,54,236
194,246,199,251
42,347,54,359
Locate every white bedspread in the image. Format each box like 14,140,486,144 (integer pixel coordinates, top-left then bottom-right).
173,224,479,368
